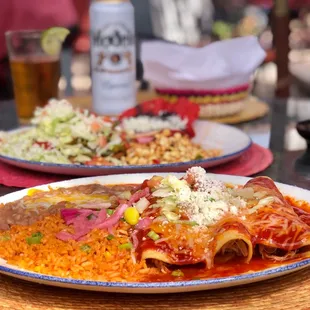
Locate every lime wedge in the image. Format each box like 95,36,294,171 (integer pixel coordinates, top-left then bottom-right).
41,27,70,56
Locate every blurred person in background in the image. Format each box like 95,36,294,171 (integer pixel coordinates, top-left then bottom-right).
249,0,310,49
211,0,268,40
248,0,310,24
0,0,79,100
249,0,310,11
146,0,268,45
148,0,213,46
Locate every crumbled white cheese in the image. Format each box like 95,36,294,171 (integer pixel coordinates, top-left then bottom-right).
155,168,246,227
182,168,246,226
186,167,226,192
230,205,238,215
181,190,237,227
186,167,206,182
122,115,188,133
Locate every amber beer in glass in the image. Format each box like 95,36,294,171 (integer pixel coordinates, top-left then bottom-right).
6,30,61,118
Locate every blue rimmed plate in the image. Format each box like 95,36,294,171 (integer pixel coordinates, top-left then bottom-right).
0,121,252,176
0,173,309,294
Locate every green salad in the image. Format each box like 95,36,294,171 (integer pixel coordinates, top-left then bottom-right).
0,99,125,165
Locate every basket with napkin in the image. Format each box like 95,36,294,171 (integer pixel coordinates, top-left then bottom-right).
141,36,266,118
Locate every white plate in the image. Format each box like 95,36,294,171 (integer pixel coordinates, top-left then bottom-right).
0,121,252,176
0,173,309,294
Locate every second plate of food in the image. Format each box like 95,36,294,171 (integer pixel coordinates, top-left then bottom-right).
0,100,251,176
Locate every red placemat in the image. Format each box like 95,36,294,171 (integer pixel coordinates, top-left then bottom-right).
0,144,273,188
209,143,273,176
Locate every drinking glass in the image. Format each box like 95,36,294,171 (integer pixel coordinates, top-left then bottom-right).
5,30,61,118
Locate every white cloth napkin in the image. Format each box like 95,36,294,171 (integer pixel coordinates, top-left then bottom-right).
141,36,266,91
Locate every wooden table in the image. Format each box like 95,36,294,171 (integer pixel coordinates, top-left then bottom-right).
1,267,310,310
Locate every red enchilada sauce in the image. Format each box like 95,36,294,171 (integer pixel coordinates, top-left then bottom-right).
142,257,299,282
137,196,310,282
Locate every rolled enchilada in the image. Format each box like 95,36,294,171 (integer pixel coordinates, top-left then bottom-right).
138,175,310,268
243,177,310,261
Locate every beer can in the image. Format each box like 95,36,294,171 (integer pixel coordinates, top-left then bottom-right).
90,0,136,115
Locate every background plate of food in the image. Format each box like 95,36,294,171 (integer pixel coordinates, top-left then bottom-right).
0,99,251,176
0,168,310,293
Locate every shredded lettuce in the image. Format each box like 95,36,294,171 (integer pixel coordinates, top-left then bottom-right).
0,99,125,165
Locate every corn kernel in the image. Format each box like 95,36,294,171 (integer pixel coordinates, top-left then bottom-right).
124,207,139,226
27,188,43,196
104,251,112,259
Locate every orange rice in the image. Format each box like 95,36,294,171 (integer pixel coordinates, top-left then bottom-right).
0,214,161,281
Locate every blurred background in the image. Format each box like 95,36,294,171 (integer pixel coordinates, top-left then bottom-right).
1,0,310,101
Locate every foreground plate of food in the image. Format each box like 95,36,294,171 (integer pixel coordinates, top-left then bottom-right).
0,168,310,293
0,99,251,176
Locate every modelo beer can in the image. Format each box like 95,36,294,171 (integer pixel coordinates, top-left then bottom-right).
90,0,136,115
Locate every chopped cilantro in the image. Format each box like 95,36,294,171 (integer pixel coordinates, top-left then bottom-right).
0,234,10,241
80,244,91,253
209,198,216,202
106,234,114,241
26,232,43,245
182,221,198,226
195,154,204,160
118,242,133,250
87,214,95,220
147,230,160,241
107,209,114,216
174,220,198,226
171,270,184,277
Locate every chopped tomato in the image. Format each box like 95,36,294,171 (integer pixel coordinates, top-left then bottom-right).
140,179,149,190
118,199,128,205
152,159,160,165
91,121,101,133
98,136,107,147
79,107,98,118
34,141,52,150
120,132,127,140
102,116,112,122
184,174,195,186
129,188,150,204
120,132,130,149
85,157,113,166
179,211,190,220
147,176,163,188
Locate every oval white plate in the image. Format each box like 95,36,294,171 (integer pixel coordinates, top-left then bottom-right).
0,121,251,176
0,173,309,294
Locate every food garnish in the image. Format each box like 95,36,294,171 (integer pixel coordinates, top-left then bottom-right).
26,232,43,245
41,27,70,56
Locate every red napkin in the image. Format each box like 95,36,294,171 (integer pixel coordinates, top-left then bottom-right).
0,144,273,188
119,98,199,137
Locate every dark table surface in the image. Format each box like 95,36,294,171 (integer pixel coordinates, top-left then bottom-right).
0,95,309,198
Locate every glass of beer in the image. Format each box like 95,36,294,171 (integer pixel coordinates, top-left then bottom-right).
5,30,61,119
